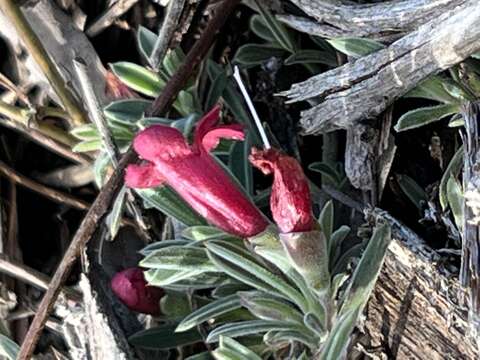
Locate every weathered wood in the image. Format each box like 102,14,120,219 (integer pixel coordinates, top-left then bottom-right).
283,0,467,40
358,209,478,359
461,102,480,334
281,0,480,134
0,0,107,108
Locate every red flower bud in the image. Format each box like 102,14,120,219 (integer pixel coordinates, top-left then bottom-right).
125,106,269,237
249,148,313,233
111,268,163,315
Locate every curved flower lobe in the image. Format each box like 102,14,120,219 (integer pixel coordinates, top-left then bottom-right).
250,148,313,233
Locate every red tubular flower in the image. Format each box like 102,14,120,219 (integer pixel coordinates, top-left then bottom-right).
125,106,268,237
249,148,313,233
111,268,163,315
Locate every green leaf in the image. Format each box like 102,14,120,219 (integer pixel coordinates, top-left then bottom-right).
263,329,316,348
129,323,202,349
105,186,127,238
160,291,192,318
238,291,304,324
330,225,351,263
394,104,459,132
186,352,213,360
145,268,206,287
213,284,252,298
447,176,464,231
340,223,391,315
233,44,286,67
206,241,307,311
182,226,230,241
137,26,158,61
176,295,242,332
327,37,384,58
284,50,336,67
137,187,206,226
141,239,193,256
176,90,197,116
72,139,102,152
442,81,474,101
206,69,228,110
206,320,300,343
93,151,111,186
70,124,100,140
111,62,165,97
309,162,342,186
396,174,428,210
319,200,334,241
303,312,325,337
319,310,359,360
331,272,349,299
440,146,464,210
405,76,459,103
163,272,230,291
255,1,296,53
0,335,19,360
228,135,254,195
163,48,186,78
331,243,363,275
250,15,277,43
141,246,217,272
104,99,152,125
216,337,262,360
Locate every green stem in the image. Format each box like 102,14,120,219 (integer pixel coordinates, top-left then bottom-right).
0,0,88,127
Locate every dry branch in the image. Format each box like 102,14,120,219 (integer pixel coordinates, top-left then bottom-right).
282,0,467,40
85,0,139,37
281,0,480,134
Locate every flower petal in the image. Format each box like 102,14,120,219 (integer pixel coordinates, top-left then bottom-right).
202,124,245,152
194,105,221,147
133,125,192,162
250,148,313,233
125,162,165,188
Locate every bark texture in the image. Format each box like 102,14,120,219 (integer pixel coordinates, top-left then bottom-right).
282,0,467,40
281,0,480,134
360,210,479,359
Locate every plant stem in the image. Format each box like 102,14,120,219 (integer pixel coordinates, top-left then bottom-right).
0,0,88,127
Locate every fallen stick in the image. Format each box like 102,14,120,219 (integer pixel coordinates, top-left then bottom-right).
282,0,467,40
16,0,241,358
281,0,480,134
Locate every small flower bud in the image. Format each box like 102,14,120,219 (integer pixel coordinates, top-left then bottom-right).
111,268,163,315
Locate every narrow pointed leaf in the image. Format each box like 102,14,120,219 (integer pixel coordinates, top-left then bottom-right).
327,37,384,58
176,295,242,332
394,104,459,132
129,323,202,349
206,242,307,311
111,62,165,97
